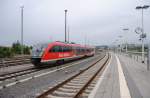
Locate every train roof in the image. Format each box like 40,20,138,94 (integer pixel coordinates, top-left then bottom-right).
49,41,94,49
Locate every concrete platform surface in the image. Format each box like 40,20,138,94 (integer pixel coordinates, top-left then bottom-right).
89,52,150,98
118,54,150,98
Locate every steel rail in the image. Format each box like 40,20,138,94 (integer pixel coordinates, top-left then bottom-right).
0,55,31,68
0,68,39,81
0,67,35,77
74,53,110,98
0,54,103,81
37,53,109,98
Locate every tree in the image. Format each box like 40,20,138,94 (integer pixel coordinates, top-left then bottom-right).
12,40,22,54
0,41,32,58
12,40,32,55
0,47,13,58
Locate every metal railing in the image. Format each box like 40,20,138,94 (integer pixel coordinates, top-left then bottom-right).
116,50,149,71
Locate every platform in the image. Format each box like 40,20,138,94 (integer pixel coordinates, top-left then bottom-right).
89,52,150,98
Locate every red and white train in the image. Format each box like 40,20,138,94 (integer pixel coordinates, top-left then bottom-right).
31,41,95,67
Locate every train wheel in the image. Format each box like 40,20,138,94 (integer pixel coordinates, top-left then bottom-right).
31,58,42,68
56,59,64,65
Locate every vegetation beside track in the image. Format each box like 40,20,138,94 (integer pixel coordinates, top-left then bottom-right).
0,41,32,58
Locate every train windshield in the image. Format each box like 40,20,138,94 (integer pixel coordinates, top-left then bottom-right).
32,43,48,57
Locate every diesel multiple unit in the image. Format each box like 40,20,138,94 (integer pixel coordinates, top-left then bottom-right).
31,41,95,67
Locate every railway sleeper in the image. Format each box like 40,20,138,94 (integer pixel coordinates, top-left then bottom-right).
4,60,30,63
84,89,92,94
73,77,90,81
78,84,95,94
75,76,91,79
52,90,76,97
57,87,78,93
54,89,77,95
66,82,84,87
62,85,81,89
80,85,96,98
87,83,96,88
85,86,95,90
47,94,72,98
69,81,85,84
80,93,89,98
6,62,30,66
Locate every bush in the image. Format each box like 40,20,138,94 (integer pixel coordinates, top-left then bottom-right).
0,47,14,58
12,41,31,55
23,46,31,54
12,41,22,54
0,41,32,58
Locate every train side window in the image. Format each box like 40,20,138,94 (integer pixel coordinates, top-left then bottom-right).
77,47,81,53
63,46,69,52
66,46,72,52
63,46,66,52
82,48,84,53
80,48,82,52
67,46,71,52
49,46,61,52
66,47,69,52
59,46,63,52
69,47,72,52
49,47,53,52
76,47,79,53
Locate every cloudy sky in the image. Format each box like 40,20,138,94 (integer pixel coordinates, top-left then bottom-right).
0,0,150,46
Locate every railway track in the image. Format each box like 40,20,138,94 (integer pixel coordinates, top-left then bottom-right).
0,55,31,68
0,67,39,81
0,55,96,82
0,54,101,82
36,53,110,98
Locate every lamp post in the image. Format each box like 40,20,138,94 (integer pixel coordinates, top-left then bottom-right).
20,6,24,55
68,26,69,43
123,28,129,53
113,41,117,53
84,34,87,46
136,5,149,63
148,44,150,70
118,35,123,53
115,39,119,53
64,10,67,42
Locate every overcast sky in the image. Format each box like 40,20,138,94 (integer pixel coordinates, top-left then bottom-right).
0,0,150,46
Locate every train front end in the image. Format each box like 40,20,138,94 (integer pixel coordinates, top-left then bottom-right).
31,43,48,66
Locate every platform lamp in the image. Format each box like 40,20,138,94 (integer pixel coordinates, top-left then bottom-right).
136,5,149,63
64,10,67,42
123,28,129,53
20,5,24,55
118,35,123,53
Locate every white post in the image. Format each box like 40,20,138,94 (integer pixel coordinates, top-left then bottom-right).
147,44,150,70
64,10,67,42
141,9,145,63
125,43,128,53
135,5,150,63
21,6,24,55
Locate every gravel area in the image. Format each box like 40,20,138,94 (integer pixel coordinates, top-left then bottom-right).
0,53,105,98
